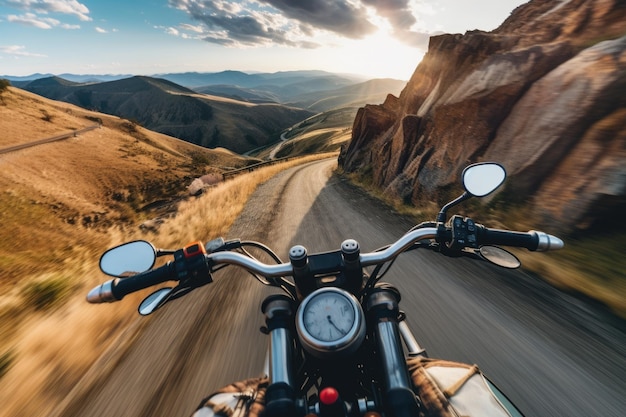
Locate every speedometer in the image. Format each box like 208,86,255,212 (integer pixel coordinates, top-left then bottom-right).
296,287,365,358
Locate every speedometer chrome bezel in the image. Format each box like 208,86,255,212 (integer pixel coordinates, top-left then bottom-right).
296,287,366,358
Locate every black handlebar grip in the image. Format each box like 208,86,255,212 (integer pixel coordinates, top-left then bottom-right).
110,261,176,300
476,226,564,252
477,227,538,250
86,261,176,303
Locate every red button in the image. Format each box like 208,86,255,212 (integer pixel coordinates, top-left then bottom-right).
320,387,339,405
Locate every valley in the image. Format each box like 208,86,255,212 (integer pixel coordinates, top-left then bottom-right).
7,71,405,154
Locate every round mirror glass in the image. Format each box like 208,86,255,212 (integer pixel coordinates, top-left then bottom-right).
99,240,156,277
138,287,172,316
462,163,506,197
479,246,521,269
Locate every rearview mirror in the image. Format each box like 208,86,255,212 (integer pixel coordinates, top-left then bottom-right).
138,287,173,316
437,162,507,223
462,163,506,197
479,246,521,269
99,240,157,277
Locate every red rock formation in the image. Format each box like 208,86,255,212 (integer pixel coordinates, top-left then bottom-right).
341,0,626,232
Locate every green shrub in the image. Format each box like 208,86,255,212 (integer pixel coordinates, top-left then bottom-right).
0,79,9,93
0,349,14,379
0,79,10,104
24,276,72,310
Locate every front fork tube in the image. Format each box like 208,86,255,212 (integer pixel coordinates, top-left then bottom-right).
262,295,297,417
366,287,419,417
398,321,427,357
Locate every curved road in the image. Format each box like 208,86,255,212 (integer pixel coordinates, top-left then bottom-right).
55,159,625,417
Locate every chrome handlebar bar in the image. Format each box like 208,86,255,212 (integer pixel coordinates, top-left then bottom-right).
206,228,438,277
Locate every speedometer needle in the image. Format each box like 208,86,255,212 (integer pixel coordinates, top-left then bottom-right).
327,316,347,335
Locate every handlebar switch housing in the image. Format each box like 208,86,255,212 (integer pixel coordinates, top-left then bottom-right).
449,215,479,251
174,241,212,285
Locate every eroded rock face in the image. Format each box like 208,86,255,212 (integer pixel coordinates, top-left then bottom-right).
341,0,626,232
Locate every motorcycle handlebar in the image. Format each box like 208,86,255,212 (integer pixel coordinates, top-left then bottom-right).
87,261,175,303
476,226,564,252
87,226,563,304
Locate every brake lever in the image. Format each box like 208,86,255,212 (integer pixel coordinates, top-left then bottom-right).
205,237,242,253
139,271,213,315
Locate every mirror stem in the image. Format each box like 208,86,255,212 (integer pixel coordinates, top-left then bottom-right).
437,192,470,223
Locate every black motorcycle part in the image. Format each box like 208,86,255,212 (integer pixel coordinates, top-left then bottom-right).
366,287,419,417
476,226,539,250
111,261,176,300
291,247,363,298
265,382,296,417
262,295,294,331
263,295,296,396
385,387,421,417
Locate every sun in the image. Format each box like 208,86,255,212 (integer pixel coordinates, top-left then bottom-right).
322,29,425,80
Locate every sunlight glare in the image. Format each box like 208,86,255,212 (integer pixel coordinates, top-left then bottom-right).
335,30,424,80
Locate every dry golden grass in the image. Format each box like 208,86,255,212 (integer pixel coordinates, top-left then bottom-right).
0,86,333,417
0,86,265,417
0,87,250,281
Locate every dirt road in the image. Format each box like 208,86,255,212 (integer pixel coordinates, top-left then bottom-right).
54,158,626,417
0,124,100,154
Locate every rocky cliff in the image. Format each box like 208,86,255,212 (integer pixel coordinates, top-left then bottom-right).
340,0,626,233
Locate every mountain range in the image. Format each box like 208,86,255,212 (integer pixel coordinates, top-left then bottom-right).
5,70,405,153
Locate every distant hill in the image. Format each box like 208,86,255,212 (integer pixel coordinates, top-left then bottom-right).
17,75,314,153
195,84,281,104
191,74,405,112
287,78,406,112
3,73,131,84
157,70,365,90
4,69,406,109
255,107,357,160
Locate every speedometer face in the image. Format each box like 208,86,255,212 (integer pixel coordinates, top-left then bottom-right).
296,288,366,358
303,291,355,342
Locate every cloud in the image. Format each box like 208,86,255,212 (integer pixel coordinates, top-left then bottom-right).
0,45,47,57
168,0,300,47
257,0,376,39
360,0,434,48
8,13,60,29
167,0,377,47
180,23,204,33
168,0,432,49
95,26,107,33
4,0,91,21
165,27,179,36
361,0,416,27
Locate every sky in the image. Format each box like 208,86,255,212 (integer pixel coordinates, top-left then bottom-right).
0,0,528,80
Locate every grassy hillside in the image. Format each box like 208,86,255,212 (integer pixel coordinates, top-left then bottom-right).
0,85,251,301
0,83,332,417
0,85,332,416
254,107,356,159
